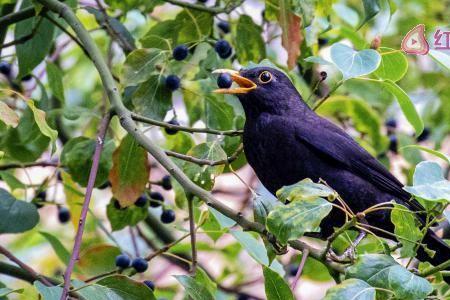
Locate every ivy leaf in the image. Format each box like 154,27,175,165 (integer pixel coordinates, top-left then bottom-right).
106,198,148,231
278,0,303,69
15,0,55,77
0,101,19,127
39,231,71,265
122,48,165,86
174,274,215,300
404,161,450,202
262,266,295,300
373,47,408,82
330,43,381,79
109,134,150,207
78,245,121,276
390,204,423,258
346,254,433,299
0,188,39,234
61,137,115,187
235,15,265,64
183,142,227,190
323,278,375,300
266,198,332,244
46,62,65,102
132,75,172,121
253,193,280,224
276,178,337,203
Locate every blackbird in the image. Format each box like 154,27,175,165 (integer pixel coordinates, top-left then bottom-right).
213,66,450,278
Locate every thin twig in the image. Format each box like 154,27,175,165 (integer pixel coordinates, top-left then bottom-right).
162,0,245,14
0,6,36,28
129,226,140,257
187,194,197,274
291,249,309,291
0,161,59,170
165,143,243,166
313,80,343,111
60,112,111,300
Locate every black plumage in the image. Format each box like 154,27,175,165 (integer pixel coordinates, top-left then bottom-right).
227,66,449,276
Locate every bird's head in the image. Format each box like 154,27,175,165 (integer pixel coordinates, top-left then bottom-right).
213,67,307,116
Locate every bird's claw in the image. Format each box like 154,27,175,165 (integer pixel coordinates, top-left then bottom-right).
327,244,357,263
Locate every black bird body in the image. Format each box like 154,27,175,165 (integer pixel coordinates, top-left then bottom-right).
223,66,450,274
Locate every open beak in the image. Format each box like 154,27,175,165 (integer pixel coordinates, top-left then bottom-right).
212,69,257,94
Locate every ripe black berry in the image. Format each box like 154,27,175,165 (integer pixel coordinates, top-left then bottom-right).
417,127,430,142
98,181,111,190
318,38,329,46
161,209,176,224
0,61,11,76
237,294,250,300
214,39,232,59
217,21,230,34
172,44,189,61
288,264,298,277
115,254,131,268
149,191,164,208
132,257,148,272
58,207,71,223
161,175,172,190
385,118,397,129
217,73,232,88
165,119,180,135
21,74,32,81
37,191,47,201
135,194,148,207
143,280,155,291
165,75,180,91
198,0,207,2
388,135,398,153
320,71,327,81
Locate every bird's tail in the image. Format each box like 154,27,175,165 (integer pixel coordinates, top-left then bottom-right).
416,229,450,284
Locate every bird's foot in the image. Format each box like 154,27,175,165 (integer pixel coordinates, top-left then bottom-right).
327,245,357,263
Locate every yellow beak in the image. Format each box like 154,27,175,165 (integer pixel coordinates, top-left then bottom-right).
212,69,257,94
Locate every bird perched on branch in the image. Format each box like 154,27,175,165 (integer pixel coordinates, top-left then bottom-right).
213,66,450,281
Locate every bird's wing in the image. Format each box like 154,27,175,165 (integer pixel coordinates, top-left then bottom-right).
293,115,426,213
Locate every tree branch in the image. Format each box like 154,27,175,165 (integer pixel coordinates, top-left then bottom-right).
60,112,111,300
162,0,245,14
187,194,197,274
0,161,59,170
419,259,450,277
165,143,243,166
0,6,36,29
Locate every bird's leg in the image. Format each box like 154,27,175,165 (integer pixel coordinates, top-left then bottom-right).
328,213,367,263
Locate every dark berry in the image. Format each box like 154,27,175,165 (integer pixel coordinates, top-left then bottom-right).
161,175,172,190
320,71,327,81
114,199,122,209
172,44,189,61
417,127,430,142
165,119,180,135
115,254,131,268
0,61,11,76
388,135,398,153
161,209,176,224
237,294,250,300
36,191,46,201
165,75,180,91
288,264,298,277
149,191,164,208
143,280,155,291
21,74,32,81
217,73,232,88
385,118,397,128
132,257,148,272
318,38,329,46
98,181,111,190
57,172,63,181
217,21,230,34
198,0,207,2
214,39,232,59
135,194,148,207
58,207,71,223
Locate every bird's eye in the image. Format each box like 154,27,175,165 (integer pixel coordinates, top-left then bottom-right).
259,71,272,84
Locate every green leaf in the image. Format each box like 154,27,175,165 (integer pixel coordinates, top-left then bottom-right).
390,204,422,257
262,266,294,300
267,198,332,244
109,134,150,207
140,20,177,50
0,101,19,127
61,137,115,187
429,49,450,71
0,171,26,191
323,278,375,300
106,198,148,231
373,47,408,82
358,0,381,29
276,178,337,203
0,287,23,297
26,99,58,152
75,275,156,300
132,75,172,121
402,145,450,164
183,142,227,190
15,0,55,77
193,268,217,296
0,188,39,234
230,230,269,266
235,15,265,64
122,48,165,86
346,254,433,300
365,79,424,135
39,231,71,265
46,62,65,102
253,193,280,224
404,161,450,202
209,207,235,228
34,281,62,300
304,56,333,65
174,274,215,300
78,244,121,276
330,44,381,79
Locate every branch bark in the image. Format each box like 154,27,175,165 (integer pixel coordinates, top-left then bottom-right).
0,6,36,29
162,0,245,14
